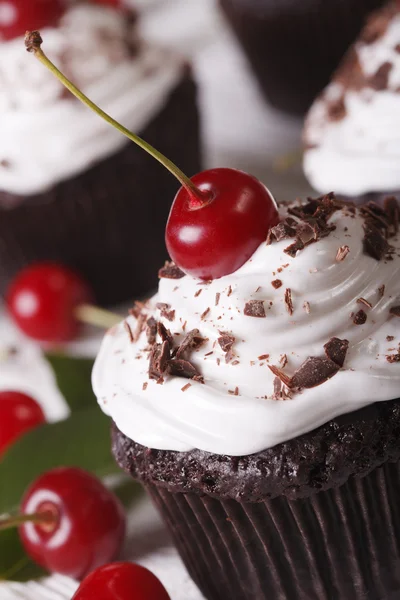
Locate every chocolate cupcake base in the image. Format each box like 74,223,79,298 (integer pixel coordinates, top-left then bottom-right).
219,0,386,115
148,462,400,600
0,70,201,306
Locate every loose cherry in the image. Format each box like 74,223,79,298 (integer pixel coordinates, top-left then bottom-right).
7,262,121,343
0,391,46,456
72,562,171,600
166,168,278,279
26,32,279,282
13,467,126,579
0,0,64,41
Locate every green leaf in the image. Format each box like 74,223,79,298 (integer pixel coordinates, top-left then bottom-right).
112,476,143,509
0,408,118,516
44,353,96,412
0,528,47,582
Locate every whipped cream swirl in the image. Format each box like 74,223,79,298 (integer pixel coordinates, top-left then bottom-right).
93,203,400,456
0,4,184,199
304,8,400,196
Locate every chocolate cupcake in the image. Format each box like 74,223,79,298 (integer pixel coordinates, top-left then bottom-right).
93,194,400,599
219,0,387,115
304,1,400,205
0,2,201,305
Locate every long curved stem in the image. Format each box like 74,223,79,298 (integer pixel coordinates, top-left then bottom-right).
0,511,56,532
25,31,209,204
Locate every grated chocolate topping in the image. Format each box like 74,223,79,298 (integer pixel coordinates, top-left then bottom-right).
244,300,266,318
158,261,185,280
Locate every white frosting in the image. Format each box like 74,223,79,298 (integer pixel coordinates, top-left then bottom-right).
0,4,184,199
93,207,400,456
304,13,400,196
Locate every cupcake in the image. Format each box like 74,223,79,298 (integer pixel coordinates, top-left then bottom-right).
93,193,400,599
219,0,387,115
0,1,201,305
303,1,400,204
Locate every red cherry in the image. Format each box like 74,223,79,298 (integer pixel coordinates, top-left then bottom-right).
19,467,126,579
165,168,279,280
0,391,45,456
7,263,94,343
72,562,171,600
0,0,64,41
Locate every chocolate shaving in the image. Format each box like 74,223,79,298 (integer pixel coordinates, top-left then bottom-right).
368,61,392,91
280,354,288,367
157,322,173,345
146,317,158,345
272,377,292,400
244,300,266,318
156,303,175,322
303,301,311,314
324,337,349,368
271,279,282,289
378,285,386,298
158,261,185,280
266,218,297,244
363,221,390,260
357,297,372,309
201,307,210,320
194,289,202,297
291,357,342,389
215,293,220,306
387,335,395,342
327,96,346,121
142,382,148,391
149,341,171,383
175,329,206,359
387,353,400,363
353,310,367,325
227,286,233,297
336,245,350,262
181,383,192,392
284,238,305,257
133,313,146,342
258,354,270,360
218,333,235,363
168,359,202,380
390,306,400,317
268,365,292,388
124,320,134,343
284,288,294,316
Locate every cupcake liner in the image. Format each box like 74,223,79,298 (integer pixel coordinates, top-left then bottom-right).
0,71,201,306
147,460,400,600
219,0,386,115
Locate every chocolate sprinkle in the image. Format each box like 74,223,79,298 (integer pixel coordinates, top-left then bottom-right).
200,307,210,320
175,329,206,359
357,297,372,309
324,337,349,368
215,293,220,306
336,245,350,262
124,320,134,343
353,310,367,325
244,300,266,318
181,383,192,392
271,279,283,289
158,261,185,280
390,306,400,317
142,382,148,391
284,288,294,316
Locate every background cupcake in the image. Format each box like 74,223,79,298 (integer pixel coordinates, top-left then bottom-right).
219,0,387,115
0,1,201,305
94,195,400,600
303,1,400,204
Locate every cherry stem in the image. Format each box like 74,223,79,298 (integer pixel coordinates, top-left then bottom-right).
0,510,56,532
25,31,210,206
75,304,122,330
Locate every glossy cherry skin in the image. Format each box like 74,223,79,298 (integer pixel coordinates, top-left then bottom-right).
7,263,94,343
0,391,45,456
19,467,126,579
0,0,64,41
166,168,279,280
72,562,171,600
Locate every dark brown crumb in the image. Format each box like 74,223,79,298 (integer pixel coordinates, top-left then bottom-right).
280,354,288,367
216,358,221,366
142,382,148,391
336,245,350,262
353,310,367,325
205,351,213,357
271,279,283,289
357,297,373,309
387,336,395,342
181,383,192,392
227,285,233,297
228,387,239,396
284,288,294,315
387,354,400,363
200,307,210,320
194,289,202,298
244,300,266,318
390,306,400,317
258,354,270,360
158,261,185,279
378,285,385,298
303,301,311,314
124,320,134,343
215,293,220,306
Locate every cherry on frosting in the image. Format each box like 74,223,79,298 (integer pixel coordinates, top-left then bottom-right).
18,467,126,579
0,0,64,41
166,168,279,280
25,32,279,282
0,391,46,456
72,562,171,600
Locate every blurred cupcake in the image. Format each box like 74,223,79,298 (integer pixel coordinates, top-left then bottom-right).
304,1,400,204
0,1,201,305
94,194,400,600
219,0,387,115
